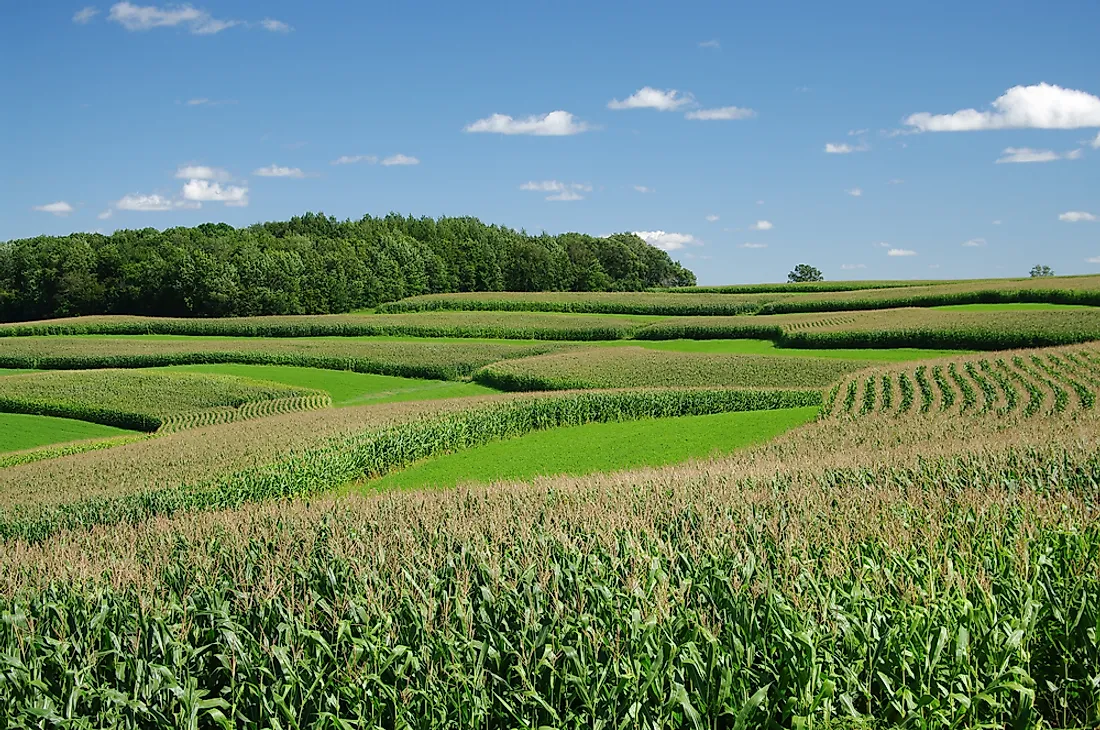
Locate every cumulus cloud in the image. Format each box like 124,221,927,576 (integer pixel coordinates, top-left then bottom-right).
846,188,863,197
887,248,917,257
608,87,693,111
260,18,291,32
962,238,987,247
174,165,230,181
1060,211,1097,222
685,106,755,120
905,83,1100,132
73,6,99,23
381,154,419,166
108,2,240,34
32,201,74,217
633,185,653,194
705,214,719,222
253,164,305,178
464,110,590,136
632,230,700,251
332,155,377,165
180,179,248,206
739,242,767,249
840,264,867,270
114,193,194,211
749,220,773,231
825,141,870,154
995,147,1082,163
519,180,591,201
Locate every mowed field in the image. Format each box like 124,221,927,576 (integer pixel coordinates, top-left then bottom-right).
2,274,1100,727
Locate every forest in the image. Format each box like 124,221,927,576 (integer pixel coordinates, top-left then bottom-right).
0,213,696,320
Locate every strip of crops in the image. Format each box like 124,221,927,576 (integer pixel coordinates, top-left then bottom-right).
0,336,564,381
0,369,312,431
1,428,1096,727
474,346,868,391
376,291,782,315
650,278,959,293
156,393,333,433
0,312,645,341
0,388,820,542
826,343,1100,420
0,433,150,469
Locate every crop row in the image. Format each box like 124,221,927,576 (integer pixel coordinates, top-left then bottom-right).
0,369,310,431
0,388,821,542
1,421,1097,726
377,290,778,315
825,344,1100,419
156,393,333,434
0,433,150,469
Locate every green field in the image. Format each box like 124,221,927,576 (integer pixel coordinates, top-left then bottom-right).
365,406,819,491
931,302,1094,311
613,338,967,361
0,412,135,454
156,364,499,406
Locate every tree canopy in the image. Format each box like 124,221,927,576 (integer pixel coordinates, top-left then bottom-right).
1029,264,1055,278
787,264,824,283
0,213,695,321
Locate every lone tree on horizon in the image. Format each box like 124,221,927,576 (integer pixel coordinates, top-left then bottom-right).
788,263,824,283
1030,264,1055,278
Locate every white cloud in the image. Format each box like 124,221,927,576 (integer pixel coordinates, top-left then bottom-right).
180,179,248,206
381,153,419,166
698,39,720,49
705,214,719,222
840,263,867,270
1087,256,1100,264
685,106,755,120
253,164,305,178
905,83,1100,132
740,242,767,249
962,238,987,247
98,209,113,220
115,193,191,211
633,185,653,194
260,18,291,33
108,2,239,34
887,248,917,257
519,180,591,201
185,98,210,106
1092,132,1100,149
633,230,700,251
174,165,230,181
876,242,891,248
73,6,99,23
749,220,773,231
32,201,74,217
995,147,1082,163
848,129,869,136
608,87,693,111
464,110,590,136
825,141,870,154
846,188,863,197
332,155,377,165
1060,211,1097,222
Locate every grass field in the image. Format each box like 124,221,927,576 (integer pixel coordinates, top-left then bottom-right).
155,364,499,406
0,412,135,453
365,406,818,491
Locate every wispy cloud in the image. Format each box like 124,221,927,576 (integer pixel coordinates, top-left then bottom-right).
260,18,291,33
183,98,236,106
995,147,1083,163
32,201,74,217
73,6,99,23
114,193,195,212
840,263,867,270
108,2,239,34
1087,256,1100,264
608,87,693,111
825,141,870,154
633,230,700,251
685,106,755,120
381,154,419,166
887,248,917,257
705,214,719,222
1092,132,1100,149
331,155,378,165
633,185,653,194
698,39,720,49
962,238,987,247
1060,211,1097,222
519,180,592,201
846,188,863,197
992,220,1003,225
748,220,773,231
739,242,767,249
253,164,306,178
888,178,905,185
905,83,1100,132
464,110,590,136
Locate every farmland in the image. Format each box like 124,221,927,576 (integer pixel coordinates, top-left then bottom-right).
2,276,1100,727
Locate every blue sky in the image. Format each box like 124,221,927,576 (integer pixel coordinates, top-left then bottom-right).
2,1,1099,285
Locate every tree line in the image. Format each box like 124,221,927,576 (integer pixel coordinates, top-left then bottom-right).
0,213,696,321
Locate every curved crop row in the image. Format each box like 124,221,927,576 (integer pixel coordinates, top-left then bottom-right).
157,394,333,434
826,343,1100,420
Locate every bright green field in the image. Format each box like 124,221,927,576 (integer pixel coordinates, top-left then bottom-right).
155,364,500,406
364,406,818,492
0,369,37,376
0,412,135,454
931,303,1094,311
